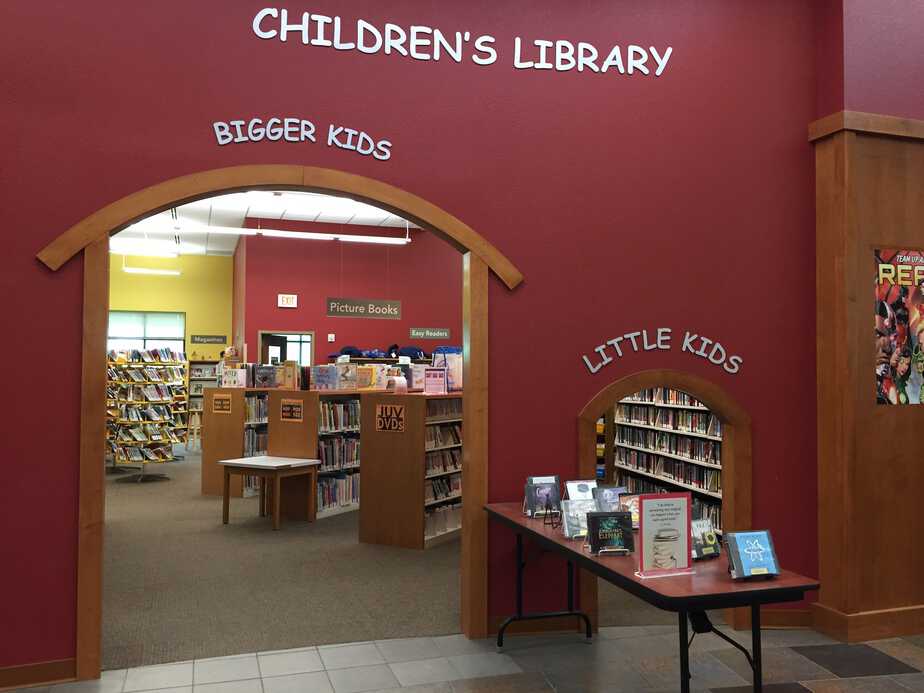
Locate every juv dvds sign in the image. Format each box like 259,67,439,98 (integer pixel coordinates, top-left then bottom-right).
581,328,743,375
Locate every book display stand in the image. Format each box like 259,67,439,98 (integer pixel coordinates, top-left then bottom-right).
105,349,188,482
614,387,723,532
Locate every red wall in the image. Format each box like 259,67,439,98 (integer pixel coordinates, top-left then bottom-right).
240,221,462,359
3,0,923,669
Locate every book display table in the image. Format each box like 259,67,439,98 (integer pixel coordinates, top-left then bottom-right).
219,456,320,530
485,502,819,693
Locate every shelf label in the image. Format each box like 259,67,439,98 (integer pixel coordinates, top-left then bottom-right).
212,394,232,414
409,327,450,340
280,398,304,422
328,297,401,320
375,404,405,432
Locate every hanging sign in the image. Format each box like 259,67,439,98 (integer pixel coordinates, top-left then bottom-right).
191,335,227,344
327,297,401,319
280,398,304,422
375,404,406,432
212,394,232,414
278,293,298,308
409,327,451,340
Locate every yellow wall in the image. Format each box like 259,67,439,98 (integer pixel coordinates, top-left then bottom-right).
109,254,233,360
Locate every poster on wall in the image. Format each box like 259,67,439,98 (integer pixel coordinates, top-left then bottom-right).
875,249,924,405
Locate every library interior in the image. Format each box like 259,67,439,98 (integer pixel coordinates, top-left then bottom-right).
5,2,924,693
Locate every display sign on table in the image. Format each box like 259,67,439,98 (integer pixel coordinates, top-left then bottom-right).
637,492,692,577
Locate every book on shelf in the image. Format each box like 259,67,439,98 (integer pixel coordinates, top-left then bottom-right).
426,397,463,419
587,511,634,555
616,427,722,464
726,530,779,579
318,436,360,472
320,399,361,432
245,394,268,423
425,422,462,450
622,387,706,408
616,448,722,494
253,365,277,388
617,404,722,438
425,501,462,538
425,447,462,476
243,428,268,457
318,472,360,513
424,473,461,503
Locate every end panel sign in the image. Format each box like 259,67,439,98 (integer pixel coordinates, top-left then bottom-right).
375,404,405,432
327,297,401,320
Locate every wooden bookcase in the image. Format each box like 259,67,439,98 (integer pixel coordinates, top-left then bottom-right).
359,392,463,549
316,391,363,518
201,388,316,496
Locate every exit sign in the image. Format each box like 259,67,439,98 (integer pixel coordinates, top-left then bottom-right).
277,293,298,308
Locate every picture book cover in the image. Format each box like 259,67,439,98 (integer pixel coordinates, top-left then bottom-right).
593,485,627,512
875,249,924,405
254,365,277,388
638,493,692,576
726,530,780,579
424,367,448,395
691,518,721,560
525,480,562,517
566,479,597,500
587,511,634,555
619,494,641,528
560,499,597,538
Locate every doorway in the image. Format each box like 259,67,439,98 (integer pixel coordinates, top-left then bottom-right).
258,331,314,366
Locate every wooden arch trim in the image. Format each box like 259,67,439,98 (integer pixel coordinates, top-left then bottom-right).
576,368,753,629
35,164,524,290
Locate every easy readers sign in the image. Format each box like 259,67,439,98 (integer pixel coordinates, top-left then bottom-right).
328,297,401,320
409,327,450,340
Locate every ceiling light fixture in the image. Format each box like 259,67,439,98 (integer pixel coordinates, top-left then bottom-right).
122,266,182,276
255,226,411,245
109,237,179,258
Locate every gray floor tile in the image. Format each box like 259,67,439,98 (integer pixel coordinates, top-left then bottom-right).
712,647,835,683
366,685,452,693
445,653,521,679
636,651,748,689
258,649,324,677
757,629,839,648
374,637,442,663
326,664,400,693
449,672,553,691
891,672,924,691
261,671,334,693
431,636,495,657
801,676,915,692
710,684,810,693
542,663,659,693
793,644,919,678
598,625,671,640
193,655,260,685
124,662,194,692
508,641,624,673
52,669,127,693
7,688,51,693
193,681,262,693
389,658,458,687
320,644,385,670
870,639,924,671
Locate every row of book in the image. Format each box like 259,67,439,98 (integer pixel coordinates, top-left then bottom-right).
320,399,361,432
621,388,706,408
107,383,180,403
245,395,268,423
107,365,186,384
114,424,183,444
425,447,462,477
616,404,722,438
616,427,722,464
109,443,175,463
190,363,218,379
318,436,360,472
424,502,462,539
318,473,360,512
425,472,462,503
107,348,186,364
614,471,722,530
425,423,462,450
426,397,462,419
616,448,722,493
244,428,268,457
108,403,176,423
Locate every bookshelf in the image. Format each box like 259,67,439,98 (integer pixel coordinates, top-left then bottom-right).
105,349,188,481
188,359,219,414
359,392,463,549
316,392,362,518
614,387,723,531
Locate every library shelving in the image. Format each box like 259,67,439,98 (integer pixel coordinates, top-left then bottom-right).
359,392,463,549
316,391,362,517
613,387,723,531
188,360,219,414
105,349,188,481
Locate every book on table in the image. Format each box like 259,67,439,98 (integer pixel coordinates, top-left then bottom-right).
524,476,561,517
593,485,627,512
691,518,721,560
726,530,779,579
560,499,597,538
587,511,634,555
565,479,597,500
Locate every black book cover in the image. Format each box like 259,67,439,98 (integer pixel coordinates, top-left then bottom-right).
524,481,561,517
587,511,634,555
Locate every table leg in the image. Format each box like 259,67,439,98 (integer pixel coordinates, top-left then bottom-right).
259,477,266,517
272,472,282,530
752,604,762,692
222,469,230,525
496,532,524,648
679,611,691,693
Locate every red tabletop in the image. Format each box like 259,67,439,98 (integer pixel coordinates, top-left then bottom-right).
486,502,819,611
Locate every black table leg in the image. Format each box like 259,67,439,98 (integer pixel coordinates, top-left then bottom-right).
679,611,691,693
752,604,762,692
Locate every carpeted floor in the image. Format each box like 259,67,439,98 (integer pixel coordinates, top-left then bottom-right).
103,455,669,669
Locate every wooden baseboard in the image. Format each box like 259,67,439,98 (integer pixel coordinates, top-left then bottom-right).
490,615,592,637
0,659,76,691
724,607,812,631
812,601,924,642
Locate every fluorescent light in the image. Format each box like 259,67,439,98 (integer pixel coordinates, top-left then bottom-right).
337,234,410,246
256,228,410,245
128,218,257,237
123,266,181,276
259,229,336,241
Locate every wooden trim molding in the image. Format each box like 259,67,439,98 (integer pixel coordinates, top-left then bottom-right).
35,165,523,290
812,602,924,643
808,110,924,142
577,368,753,630
0,659,76,691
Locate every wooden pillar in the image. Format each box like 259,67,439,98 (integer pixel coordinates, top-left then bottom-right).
461,252,489,638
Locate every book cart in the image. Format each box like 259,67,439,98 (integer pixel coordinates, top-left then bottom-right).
359,392,463,549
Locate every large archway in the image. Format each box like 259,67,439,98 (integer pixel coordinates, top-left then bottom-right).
576,368,753,630
37,165,523,679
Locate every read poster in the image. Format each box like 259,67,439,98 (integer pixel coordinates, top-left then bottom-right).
638,493,692,576
875,249,924,405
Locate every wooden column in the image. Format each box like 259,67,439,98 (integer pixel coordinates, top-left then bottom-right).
811,112,924,641
76,238,108,679
461,252,489,638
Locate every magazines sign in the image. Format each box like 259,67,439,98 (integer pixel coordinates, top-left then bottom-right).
875,249,924,405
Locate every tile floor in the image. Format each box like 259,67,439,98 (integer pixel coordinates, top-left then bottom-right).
14,627,924,693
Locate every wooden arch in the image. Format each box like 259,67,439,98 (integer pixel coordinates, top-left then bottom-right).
35,164,523,289
576,368,753,629
43,164,522,682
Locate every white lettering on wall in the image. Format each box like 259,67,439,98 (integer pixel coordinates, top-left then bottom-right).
581,328,744,375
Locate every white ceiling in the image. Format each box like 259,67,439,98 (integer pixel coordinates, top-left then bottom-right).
112,190,416,256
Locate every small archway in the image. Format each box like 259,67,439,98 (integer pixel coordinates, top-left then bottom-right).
38,165,523,679
576,368,753,629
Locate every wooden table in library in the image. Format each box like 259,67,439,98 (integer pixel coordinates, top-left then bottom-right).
485,502,819,693
219,456,320,530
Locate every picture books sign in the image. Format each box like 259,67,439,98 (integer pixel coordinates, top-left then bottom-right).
375,404,405,432
212,394,232,414
875,249,924,405
328,297,401,320
280,398,303,422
